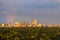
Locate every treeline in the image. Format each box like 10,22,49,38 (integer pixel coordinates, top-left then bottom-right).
0,27,60,40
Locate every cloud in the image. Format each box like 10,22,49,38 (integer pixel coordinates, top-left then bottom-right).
11,7,17,11
40,0,51,5
1,0,16,2
54,0,60,2
0,0,60,24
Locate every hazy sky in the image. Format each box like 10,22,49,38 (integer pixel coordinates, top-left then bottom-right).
0,0,60,24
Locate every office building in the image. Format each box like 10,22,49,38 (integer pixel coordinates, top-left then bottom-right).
32,19,38,27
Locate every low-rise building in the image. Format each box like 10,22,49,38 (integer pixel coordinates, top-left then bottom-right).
27,22,32,27
38,24,42,27
7,23,12,27
43,24,46,27
48,24,53,27
1,23,5,27
14,22,19,27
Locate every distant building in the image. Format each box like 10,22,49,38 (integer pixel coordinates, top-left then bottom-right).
48,24,53,27
22,23,26,27
43,24,46,27
1,19,60,28
54,24,58,27
14,22,19,27
7,23,12,27
1,23,5,27
32,19,38,27
38,24,42,27
19,21,22,27
27,22,32,27
58,24,60,27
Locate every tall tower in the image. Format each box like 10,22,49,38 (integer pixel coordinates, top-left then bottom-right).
33,19,38,27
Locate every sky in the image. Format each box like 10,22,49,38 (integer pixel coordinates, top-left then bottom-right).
0,0,60,24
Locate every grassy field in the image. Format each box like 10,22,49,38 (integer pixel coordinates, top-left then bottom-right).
0,27,60,40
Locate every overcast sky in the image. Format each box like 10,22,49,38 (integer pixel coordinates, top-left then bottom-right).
0,0,60,24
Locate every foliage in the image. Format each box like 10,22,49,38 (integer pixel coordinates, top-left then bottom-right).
0,27,60,40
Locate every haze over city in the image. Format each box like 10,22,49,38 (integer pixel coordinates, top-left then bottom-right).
0,0,60,25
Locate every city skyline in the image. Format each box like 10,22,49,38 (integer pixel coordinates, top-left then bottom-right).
0,0,60,24
0,19,60,27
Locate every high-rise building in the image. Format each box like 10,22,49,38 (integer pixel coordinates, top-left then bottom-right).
32,19,38,27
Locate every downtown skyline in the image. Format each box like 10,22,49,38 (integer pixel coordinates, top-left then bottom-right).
0,0,60,24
